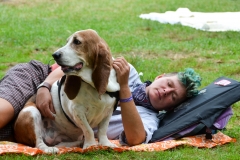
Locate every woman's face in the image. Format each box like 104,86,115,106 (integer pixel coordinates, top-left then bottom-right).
146,75,187,111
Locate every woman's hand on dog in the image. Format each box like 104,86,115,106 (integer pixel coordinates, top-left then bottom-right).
36,87,56,120
113,57,130,89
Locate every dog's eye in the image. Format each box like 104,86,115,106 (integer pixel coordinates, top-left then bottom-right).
73,38,81,45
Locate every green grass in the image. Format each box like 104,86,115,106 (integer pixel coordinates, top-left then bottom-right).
1,0,240,159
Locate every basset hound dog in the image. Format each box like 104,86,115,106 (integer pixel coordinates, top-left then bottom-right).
14,29,120,153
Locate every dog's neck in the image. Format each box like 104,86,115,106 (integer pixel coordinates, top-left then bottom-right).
78,68,120,92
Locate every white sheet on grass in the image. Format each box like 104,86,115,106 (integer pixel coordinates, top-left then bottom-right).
139,8,240,32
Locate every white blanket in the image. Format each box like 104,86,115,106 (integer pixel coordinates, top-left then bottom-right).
139,8,240,32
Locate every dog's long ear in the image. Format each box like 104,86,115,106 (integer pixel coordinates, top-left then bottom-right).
92,42,111,97
64,75,82,100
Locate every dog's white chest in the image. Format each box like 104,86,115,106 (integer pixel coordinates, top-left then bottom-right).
60,81,116,128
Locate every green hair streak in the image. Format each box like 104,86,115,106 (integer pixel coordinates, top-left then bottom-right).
178,68,202,97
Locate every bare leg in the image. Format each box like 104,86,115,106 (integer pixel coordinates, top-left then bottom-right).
0,98,14,129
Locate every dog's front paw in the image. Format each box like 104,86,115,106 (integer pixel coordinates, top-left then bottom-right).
99,140,117,148
42,146,59,154
37,142,60,153
83,140,97,149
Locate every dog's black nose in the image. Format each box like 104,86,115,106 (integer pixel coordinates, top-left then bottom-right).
52,51,61,59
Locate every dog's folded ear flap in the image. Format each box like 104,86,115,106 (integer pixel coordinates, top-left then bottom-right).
92,43,111,97
64,75,81,100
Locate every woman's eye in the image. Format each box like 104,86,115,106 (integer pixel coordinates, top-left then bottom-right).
73,39,81,45
168,81,171,86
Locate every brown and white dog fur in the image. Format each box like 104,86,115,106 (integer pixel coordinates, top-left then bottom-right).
14,29,120,153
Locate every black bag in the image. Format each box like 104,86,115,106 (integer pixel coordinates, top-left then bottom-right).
150,77,240,142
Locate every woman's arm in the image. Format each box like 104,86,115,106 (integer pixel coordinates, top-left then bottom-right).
36,65,64,119
113,57,146,146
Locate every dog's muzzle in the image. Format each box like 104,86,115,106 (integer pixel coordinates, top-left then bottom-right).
60,62,83,73
52,51,83,73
